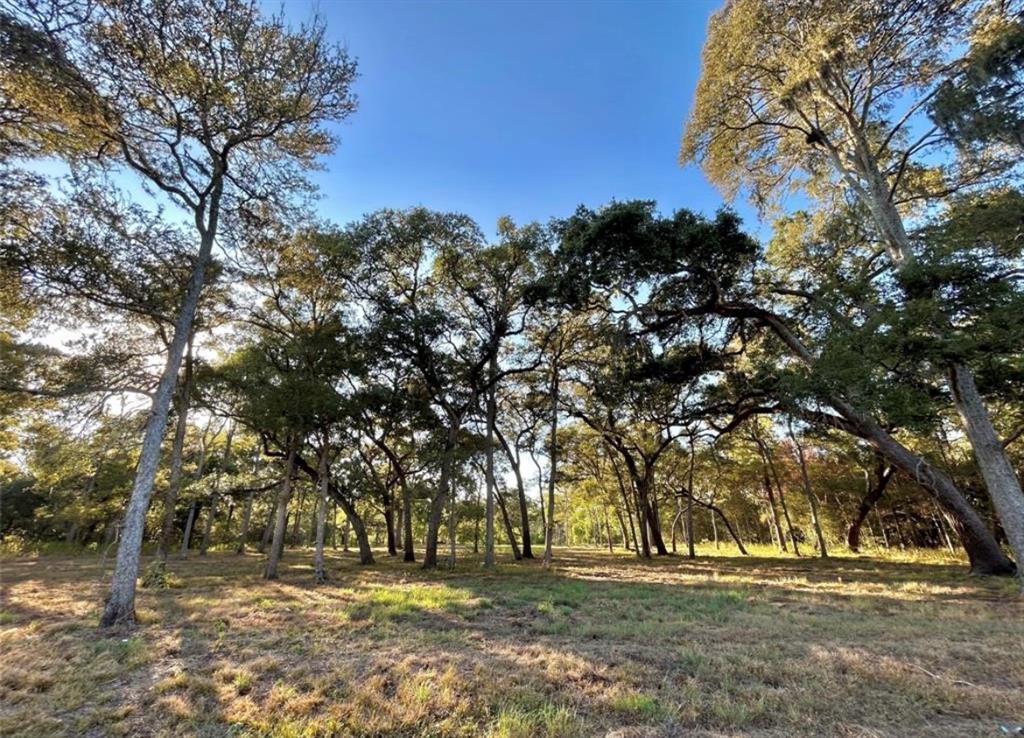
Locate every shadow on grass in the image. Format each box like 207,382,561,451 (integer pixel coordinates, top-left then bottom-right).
2,546,1022,737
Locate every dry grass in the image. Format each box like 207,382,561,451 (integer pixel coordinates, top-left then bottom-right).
1,546,1021,737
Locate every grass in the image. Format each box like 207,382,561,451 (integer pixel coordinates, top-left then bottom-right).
0,546,1021,737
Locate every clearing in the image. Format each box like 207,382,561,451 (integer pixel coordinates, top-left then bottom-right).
1,548,1022,738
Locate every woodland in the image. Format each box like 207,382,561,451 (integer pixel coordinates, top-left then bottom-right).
1,1,1023,737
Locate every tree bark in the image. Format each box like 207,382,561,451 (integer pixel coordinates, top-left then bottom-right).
101,187,221,627
200,422,233,556
789,424,827,557
615,509,630,550
157,347,194,560
265,441,298,580
949,363,1024,585
237,490,254,554
496,426,533,558
644,491,670,555
179,501,198,558
424,423,458,569
313,444,329,583
675,488,748,555
756,433,800,556
718,301,1014,575
291,486,304,545
484,355,498,567
847,455,894,552
762,467,786,552
383,502,398,557
495,486,522,560
686,443,696,558
819,125,1021,579
543,364,559,567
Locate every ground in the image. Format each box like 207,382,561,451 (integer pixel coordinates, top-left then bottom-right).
1,545,1021,738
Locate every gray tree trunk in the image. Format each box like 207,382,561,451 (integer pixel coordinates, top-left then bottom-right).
484,355,498,567
424,421,459,569
179,501,198,558
100,185,222,627
313,445,329,583
543,364,559,567
495,486,522,560
824,133,1020,578
949,363,1023,586
157,349,193,560
847,458,893,552
265,442,298,580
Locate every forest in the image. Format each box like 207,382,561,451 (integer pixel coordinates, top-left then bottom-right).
1,0,1023,737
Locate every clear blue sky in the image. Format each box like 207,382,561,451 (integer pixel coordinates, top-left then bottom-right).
277,0,758,237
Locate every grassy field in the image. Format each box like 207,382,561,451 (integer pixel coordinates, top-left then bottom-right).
1,546,1021,738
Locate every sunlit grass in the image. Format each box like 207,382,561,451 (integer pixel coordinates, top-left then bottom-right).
0,546,1020,737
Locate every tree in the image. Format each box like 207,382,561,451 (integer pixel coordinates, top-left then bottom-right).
2,0,359,625
549,200,1014,575
682,0,1023,583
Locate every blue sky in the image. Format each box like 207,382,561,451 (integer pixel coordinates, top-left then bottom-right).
276,0,757,237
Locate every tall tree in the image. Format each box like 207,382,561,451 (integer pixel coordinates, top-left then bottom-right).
4,0,359,625
681,0,1023,581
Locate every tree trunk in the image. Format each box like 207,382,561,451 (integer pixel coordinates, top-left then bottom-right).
949,363,1023,585
644,490,669,555
496,427,533,558
615,509,630,550
762,468,787,552
424,423,458,569
532,452,547,535
313,444,329,583
258,499,276,553
862,419,1013,573
875,505,891,549
200,422,233,557
495,486,522,560
543,365,559,567
336,496,374,565
178,500,198,558
101,199,220,628
484,354,498,567
710,500,719,550
157,348,193,560
686,444,696,559
291,486,304,545
447,471,458,567
676,489,747,555
237,491,254,554
383,503,398,557
395,500,403,551
790,425,827,557
719,301,1014,575
847,456,893,552
610,457,640,555
265,442,298,580
821,128,1019,580
758,435,801,556
401,477,415,562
